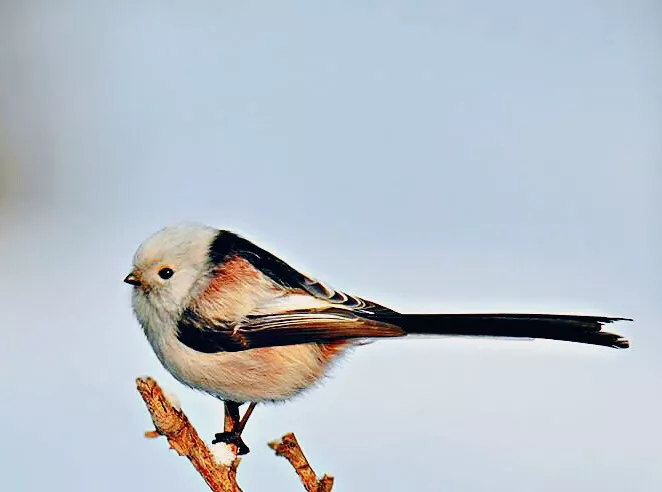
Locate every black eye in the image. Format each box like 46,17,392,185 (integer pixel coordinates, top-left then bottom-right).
158,267,174,280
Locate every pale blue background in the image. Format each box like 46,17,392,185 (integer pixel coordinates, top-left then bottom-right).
0,1,660,491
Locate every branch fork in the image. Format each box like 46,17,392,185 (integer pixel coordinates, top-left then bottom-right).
136,377,333,492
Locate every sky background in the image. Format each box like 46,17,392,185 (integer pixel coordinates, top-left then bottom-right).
0,1,660,491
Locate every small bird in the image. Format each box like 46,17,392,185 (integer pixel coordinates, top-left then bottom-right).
125,223,630,454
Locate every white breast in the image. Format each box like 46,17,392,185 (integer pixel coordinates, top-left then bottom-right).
134,301,333,402
154,330,334,402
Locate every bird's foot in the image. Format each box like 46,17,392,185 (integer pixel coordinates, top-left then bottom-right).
212,431,250,455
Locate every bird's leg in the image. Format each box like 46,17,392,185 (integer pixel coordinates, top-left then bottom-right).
212,401,256,455
237,402,257,434
212,401,249,455
224,400,241,433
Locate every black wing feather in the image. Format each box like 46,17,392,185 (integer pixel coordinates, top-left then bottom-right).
208,230,395,313
177,307,404,353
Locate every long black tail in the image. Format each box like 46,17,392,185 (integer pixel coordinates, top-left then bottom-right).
366,313,630,348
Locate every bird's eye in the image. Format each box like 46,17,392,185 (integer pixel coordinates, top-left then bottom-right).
158,267,174,280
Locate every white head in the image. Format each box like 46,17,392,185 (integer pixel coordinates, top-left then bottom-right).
125,223,219,325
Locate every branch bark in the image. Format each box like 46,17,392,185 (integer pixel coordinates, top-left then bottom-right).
136,377,333,492
136,377,242,492
269,433,334,492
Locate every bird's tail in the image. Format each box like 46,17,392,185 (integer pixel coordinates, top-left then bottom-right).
366,313,630,348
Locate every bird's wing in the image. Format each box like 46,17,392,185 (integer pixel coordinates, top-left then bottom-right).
177,308,405,353
177,230,402,353
206,230,397,314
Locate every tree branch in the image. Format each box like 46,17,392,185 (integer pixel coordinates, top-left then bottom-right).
136,377,333,492
136,377,242,492
269,433,334,492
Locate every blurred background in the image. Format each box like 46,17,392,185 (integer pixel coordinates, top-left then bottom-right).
0,1,660,491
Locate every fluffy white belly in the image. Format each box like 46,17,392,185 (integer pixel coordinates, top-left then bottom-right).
153,334,333,402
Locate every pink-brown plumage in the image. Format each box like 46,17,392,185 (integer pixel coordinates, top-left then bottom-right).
194,256,281,322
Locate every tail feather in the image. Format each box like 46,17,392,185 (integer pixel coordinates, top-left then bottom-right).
366,313,631,349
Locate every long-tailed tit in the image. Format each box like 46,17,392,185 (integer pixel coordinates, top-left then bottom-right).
125,224,630,454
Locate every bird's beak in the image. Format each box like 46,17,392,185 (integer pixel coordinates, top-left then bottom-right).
124,272,141,287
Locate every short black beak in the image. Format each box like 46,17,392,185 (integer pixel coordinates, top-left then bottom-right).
124,273,141,286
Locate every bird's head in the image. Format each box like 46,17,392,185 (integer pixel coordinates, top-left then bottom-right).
125,223,218,322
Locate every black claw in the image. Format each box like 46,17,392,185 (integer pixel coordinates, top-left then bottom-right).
237,440,250,455
212,432,251,455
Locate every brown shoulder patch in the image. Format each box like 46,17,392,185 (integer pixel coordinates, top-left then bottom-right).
195,256,281,321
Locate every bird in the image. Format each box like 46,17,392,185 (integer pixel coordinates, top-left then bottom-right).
125,223,631,455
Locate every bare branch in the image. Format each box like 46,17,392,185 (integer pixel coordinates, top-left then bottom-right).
137,377,333,491
269,433,334,492
136,377,242,492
